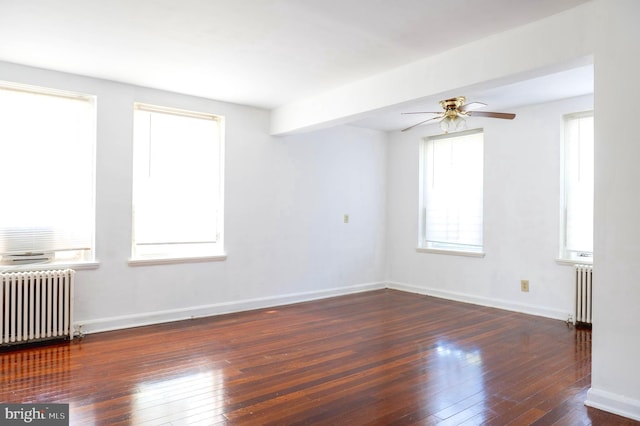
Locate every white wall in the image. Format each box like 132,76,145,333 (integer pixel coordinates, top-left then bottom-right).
586,0,640,420
0,61,388,332
386,95,593,319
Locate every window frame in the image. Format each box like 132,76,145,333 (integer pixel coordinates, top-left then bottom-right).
559,110,594,264
0,81,97,269
130,103,226,264
417,128,485,257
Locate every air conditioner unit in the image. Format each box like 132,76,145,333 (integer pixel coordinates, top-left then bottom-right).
0,251,54,265
0,226,56,265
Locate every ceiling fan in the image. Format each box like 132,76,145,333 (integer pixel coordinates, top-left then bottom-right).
401,96,516,133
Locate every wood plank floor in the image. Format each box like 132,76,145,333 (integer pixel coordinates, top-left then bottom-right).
1,289,638,425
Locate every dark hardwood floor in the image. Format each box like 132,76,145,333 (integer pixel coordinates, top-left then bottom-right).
1,289,638,425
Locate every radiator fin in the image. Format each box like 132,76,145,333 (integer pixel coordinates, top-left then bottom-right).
575,264,593,328
0,269,75,346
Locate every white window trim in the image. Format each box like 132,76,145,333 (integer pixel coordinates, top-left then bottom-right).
418,128,485,256
416,247,486,258
555,257,592,267
559,110,593,263
0,81,97,265
0,260,100,273
128,254,227,266
130,103,226,263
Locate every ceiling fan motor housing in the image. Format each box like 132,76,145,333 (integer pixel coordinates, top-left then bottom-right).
440,96,466,117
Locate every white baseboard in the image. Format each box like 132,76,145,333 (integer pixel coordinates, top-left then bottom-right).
386,281,569,321
586,387,640,421
76,280,570,336
76,281,386,335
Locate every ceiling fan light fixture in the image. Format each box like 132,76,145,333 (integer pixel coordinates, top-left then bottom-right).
440,115,466,134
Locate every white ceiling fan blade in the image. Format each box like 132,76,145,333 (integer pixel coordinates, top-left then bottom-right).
401,115,442,132
401,111,442,115
459,102,487,112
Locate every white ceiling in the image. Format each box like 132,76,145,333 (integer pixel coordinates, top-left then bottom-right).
0,0,592,130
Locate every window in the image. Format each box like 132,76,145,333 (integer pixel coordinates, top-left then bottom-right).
560,111,593,261
418,129,484,254
131,103,224,261
0,82,96,266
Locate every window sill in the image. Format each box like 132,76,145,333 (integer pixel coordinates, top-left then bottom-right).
416,247,485,258
555,258,593,267
128,253,227,266
0,260,100,272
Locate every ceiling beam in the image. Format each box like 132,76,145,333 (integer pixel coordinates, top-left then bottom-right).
270,2,594,136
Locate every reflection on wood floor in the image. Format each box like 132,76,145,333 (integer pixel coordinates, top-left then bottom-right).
1,289,638,425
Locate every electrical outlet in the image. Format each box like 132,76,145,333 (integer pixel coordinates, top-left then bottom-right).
520,280,530,292
343,214,349,224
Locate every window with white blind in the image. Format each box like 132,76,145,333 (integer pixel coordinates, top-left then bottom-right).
131,103,225,262
560,111,593,262
0,82,96,266
419,129,484,255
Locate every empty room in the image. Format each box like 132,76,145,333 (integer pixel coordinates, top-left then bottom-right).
1,0,639,424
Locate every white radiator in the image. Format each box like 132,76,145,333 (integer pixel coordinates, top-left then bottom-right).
574,264,593,327
1,269,75,345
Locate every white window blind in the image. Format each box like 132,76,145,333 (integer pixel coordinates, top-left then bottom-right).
562,112,593,259
132,103,224,259
0,83,95,261
420,129,484,252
